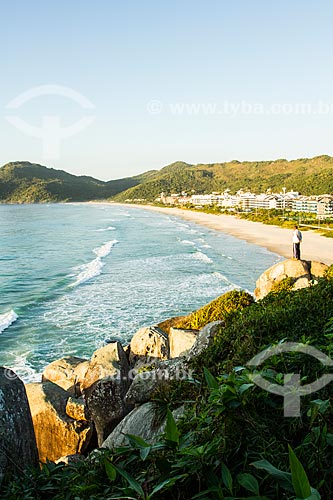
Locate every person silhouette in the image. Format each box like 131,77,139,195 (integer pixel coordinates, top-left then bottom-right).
292,225,302,260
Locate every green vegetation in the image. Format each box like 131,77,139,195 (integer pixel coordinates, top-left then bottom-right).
113,155,333,202
159,290,254,333
0,162,144,203
2,155,333,203
4,270,333,499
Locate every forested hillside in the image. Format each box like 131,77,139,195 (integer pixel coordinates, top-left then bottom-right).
113,155,333,201
1,156,333,203
0,162,145,203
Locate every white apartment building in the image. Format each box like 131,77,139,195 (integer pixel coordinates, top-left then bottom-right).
158,190,333,218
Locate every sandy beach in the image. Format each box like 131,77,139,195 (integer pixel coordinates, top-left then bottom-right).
115,204,333,265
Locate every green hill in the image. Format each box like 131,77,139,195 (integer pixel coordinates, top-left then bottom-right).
1,156,333,203
0,161,143,203
113,155,333,201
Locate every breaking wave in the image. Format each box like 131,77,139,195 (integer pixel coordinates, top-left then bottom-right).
71,240,118,287
0,310,18,333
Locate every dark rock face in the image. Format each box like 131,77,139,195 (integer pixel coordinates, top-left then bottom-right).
81,342,132,446
0,368,38,483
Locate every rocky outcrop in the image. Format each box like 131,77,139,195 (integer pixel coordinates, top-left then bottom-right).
129,326,169,369
169,327,198,358
81,342,131,446
42,356,89,395
124,322,223,406
26,381,93,463
101,403,163,448
124,371,158,406
0,368,38,483
124,358,189,406
187,321,224,358
254,259,329,300
102,403,185,449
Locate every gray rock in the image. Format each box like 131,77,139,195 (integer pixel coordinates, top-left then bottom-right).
125,358,191,405
102,403,185,449
101,403,162,448
125,371,160,405
186,321,225,359
81,342,131,446
125,322,223,405
0,368,38,483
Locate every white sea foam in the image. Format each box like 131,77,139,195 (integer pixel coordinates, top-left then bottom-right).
180,239,196,246
192,251,213,264
93,239,118,258
176,222,190,228
71,240,118,286
0,310,18,333
9,353,40,383
95,226,116,232
212,271,230,283
72,258,104,287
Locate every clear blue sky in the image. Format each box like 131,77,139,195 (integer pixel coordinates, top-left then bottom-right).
1,0,333,180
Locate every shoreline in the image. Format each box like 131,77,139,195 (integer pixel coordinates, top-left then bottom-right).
109,203,333,265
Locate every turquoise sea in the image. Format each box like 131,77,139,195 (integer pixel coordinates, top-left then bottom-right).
0,203,282,382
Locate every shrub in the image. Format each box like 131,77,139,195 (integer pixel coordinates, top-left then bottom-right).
174,290,254,331
270,276,296,293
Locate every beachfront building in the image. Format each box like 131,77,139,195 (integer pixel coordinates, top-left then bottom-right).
158,190,333,218
317,195,333,219
190,194,218,206
292,196,318,214
217,192,239,209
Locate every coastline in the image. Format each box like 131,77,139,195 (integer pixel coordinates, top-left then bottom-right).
110,203,333,265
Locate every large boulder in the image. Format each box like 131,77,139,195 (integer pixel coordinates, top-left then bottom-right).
0,368,38,483
129,326,169,369
186,321,225,359
125,322,223,406
254,259,329,300
81,342,131,446
26,381,93,463
169,327,198,358
124,371,159,405
101,403,163,448
42,356,89,395
102,403,185,449
124,358,189,406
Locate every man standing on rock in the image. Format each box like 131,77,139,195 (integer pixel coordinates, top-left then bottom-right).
292,225,302,260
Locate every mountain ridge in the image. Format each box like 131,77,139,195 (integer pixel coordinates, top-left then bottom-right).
1,156,333,203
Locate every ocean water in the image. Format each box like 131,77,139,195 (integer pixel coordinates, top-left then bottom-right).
0,203,282,382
